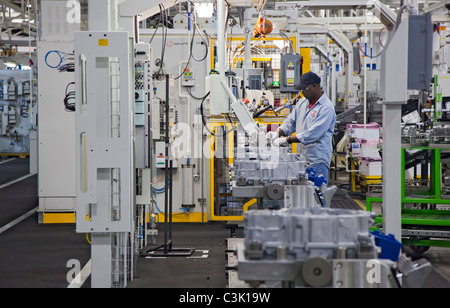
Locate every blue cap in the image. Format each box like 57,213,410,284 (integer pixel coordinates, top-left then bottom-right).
294,72,321,91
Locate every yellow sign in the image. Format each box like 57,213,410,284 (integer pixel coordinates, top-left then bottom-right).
98,39,109,47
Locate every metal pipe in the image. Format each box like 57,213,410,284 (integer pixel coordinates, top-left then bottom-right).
217,0,226,78
243,8,254,69
199,108,205,223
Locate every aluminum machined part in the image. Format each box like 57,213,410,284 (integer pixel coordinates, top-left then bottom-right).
231,145,336,208
236,208,400,288
233,146,307,186
430,125,450,146
235,242,400,288
284,185,321,209
243,208,377,261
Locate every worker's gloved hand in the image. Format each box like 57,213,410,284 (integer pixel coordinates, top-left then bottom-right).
266,131,278,143
273,137,288,146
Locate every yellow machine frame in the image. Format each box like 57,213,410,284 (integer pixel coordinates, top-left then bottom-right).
208,35,310,221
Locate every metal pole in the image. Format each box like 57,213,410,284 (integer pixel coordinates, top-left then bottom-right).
169,159,173,250
382,104,402,241
364,9,368,139
87,0,115,288
243,8,254,70
164,74,170,255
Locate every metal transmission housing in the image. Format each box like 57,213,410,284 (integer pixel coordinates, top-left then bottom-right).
243,208,378,261
231,146,311,209
231,144,336,208
233,146,307,186
236,208,401,288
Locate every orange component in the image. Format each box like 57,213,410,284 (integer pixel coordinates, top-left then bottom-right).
253,17,273,38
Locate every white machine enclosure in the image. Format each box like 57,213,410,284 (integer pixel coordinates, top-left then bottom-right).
74,31,135,233
140,30,210,218
37,41,76,213
36,0,81,216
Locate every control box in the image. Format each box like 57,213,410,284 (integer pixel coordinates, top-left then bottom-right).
155,141,177,168
182,69,195,87
280,53,302,93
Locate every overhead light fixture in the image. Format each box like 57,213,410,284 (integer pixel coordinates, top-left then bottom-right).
194,3,214,18
4,62,17,68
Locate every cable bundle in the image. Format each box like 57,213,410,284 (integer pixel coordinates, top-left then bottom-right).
64,82,76,112
45,50,74,72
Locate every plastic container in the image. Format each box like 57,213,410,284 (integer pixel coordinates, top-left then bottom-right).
360,158,382,176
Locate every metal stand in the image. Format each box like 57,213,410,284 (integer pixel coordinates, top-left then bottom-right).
140,75,194,258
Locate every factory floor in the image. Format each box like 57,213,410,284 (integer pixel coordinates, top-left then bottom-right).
0,157,449,288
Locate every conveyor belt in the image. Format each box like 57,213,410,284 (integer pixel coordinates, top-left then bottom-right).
330,188,362,210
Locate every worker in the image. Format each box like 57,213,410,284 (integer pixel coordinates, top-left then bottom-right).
267,71,336,181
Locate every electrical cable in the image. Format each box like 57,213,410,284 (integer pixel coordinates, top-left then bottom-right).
151,185,186,216
173,0,209,63
378,27,388,48
152,191,164,214
200,91,235,136
148,22,161,45
45,50,74,71
200,91,215,136
368,5,413,60
153,4,169,79
159,4,168,76
187,87,209,100
279,30,294,53
45,50,64,68
63,82,76,112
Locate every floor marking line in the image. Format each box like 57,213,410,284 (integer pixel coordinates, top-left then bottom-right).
0,173,36,190
353,199,366,211
0,158,17,165
0,207,38,234
67,259,91,288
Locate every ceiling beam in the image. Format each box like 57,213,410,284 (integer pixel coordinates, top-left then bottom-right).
0,0,29,18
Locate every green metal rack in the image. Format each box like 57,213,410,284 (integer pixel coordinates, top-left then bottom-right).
366,147,450,250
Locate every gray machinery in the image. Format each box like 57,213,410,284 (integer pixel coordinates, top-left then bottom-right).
75,31,135,288
74,0,160,288
236,207,432,288
230,133,431,288
232,68,264,91
380,8,433,241
231,133,337,209
232,146,308,209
